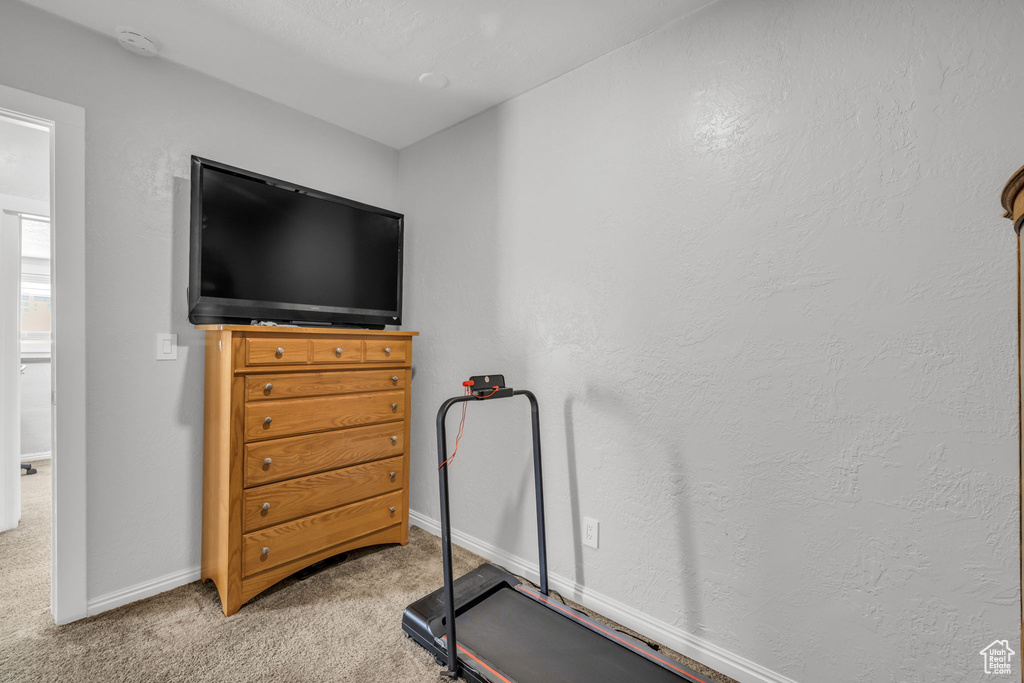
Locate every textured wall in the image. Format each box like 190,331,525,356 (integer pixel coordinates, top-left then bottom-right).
399,0,1023,681
0,1,399,598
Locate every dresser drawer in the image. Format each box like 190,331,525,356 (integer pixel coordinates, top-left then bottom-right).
245,370,404,402
245,338,310,366
364,339,408,363
244,390,405,441
310,339,362,364
243,456,404,532
243,490,403,576
245,422,404,487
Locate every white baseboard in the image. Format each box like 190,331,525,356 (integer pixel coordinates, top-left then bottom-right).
21,451,51,462
87,565,200,617
409,510,799,683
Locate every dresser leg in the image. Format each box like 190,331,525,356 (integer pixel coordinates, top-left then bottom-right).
223,594,242,617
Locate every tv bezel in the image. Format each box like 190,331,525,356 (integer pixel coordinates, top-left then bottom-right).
187,156,404,329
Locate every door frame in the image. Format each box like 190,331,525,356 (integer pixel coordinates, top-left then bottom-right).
0,83,86,625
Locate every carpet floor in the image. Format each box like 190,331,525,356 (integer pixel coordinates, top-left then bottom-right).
0,463,736,683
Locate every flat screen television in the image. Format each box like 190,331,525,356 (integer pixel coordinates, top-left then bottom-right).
187,156,403,329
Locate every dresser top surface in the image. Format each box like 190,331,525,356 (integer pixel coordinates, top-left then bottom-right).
196,325,418,337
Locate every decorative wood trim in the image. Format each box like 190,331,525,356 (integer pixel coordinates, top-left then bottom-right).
1002,164,1024,231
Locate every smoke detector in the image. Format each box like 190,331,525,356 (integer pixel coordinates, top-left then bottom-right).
418,72,449,90
116,27,159,57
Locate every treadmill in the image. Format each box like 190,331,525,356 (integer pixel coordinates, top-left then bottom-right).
402,375,712,683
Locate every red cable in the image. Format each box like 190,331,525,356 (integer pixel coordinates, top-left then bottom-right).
438,386,470,469
437,383,500,470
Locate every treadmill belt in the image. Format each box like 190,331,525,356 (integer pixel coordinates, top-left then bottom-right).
454,587,707,683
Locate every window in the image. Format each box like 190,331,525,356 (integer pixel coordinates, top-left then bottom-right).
20,216,50,358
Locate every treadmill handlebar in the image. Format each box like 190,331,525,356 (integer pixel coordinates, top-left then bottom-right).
435,385,548,679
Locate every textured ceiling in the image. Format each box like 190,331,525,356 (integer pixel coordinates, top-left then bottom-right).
16,0,713,148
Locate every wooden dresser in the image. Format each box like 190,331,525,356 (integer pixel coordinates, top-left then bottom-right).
197,325,418,616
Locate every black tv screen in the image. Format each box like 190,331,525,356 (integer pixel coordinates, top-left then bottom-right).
187,157,403,328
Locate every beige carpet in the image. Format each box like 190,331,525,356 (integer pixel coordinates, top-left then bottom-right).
0,463,736,683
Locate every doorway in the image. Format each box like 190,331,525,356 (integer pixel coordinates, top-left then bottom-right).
19,214,52,475
0,118,53,634
0,84,86,624
0,113,50,535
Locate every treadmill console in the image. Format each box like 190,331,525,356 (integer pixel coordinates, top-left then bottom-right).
466,374,514,399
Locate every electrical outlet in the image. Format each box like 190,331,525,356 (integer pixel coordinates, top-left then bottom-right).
583,517,599,549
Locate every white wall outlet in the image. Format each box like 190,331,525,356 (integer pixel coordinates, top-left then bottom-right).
156,333,177,361
583,517,599,549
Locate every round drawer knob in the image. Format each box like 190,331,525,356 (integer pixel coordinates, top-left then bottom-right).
264,416,273,425
264,383,273,393
389,507,396,514
384,347,392,356
261,547,270,556
391,376,399,385
261,502,271,512
389,471,396,480
276,347,284,356
335,347,343,356
390,435,398,444
391,403,398,411
263,458,272,466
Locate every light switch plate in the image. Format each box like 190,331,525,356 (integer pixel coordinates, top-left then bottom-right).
156,333,178,360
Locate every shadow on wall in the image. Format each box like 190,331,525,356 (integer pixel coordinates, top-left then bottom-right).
405,104,532,537
172,174,205,548
404,100,706,625
564,396,583,586
454,393,536,567
566,383,703,637
664,438,702,637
